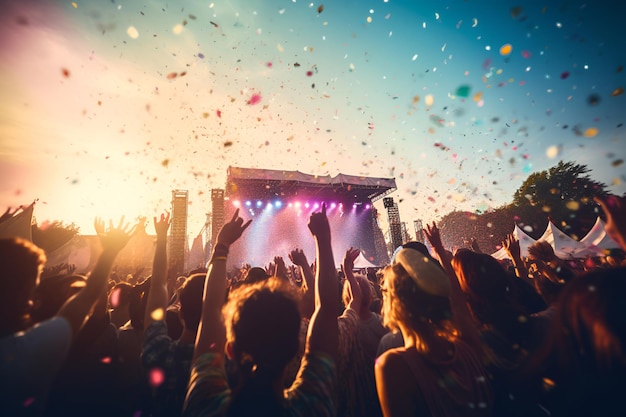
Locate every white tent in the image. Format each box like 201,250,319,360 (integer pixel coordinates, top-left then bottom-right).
580,217,620,250
491,224,537,260
353,251,378,268
538,221,604,259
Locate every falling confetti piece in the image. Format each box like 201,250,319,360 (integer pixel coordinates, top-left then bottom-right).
455,85,471,97
584,127,599,137
560,71,570,80
499,44,513,56
611,87,624,96
61,68,70,78
587,94,601,106
317,4,324,13
150,308,164,320
166,72,177,80
110,287,121,308
173,24,184,34
366,16,372,23
306,70,313,77
521,50,531,59
210,21,219,28
149,368,165,387
248,93,262,105
161,159,170,168
565,201,580,211
216,110,222,118
612,159,624,167
101,356,112,364
127,26,139,39
546,145,561,159
224,141,233,147
24,398,35,407
424,94,434,107
473,91,482,102
71,2,78,9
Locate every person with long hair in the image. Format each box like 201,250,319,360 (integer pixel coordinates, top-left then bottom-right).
375,228,492,417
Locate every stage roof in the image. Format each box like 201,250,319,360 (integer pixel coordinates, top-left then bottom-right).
226,166,397,202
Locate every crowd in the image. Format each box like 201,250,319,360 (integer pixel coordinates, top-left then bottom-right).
1,194,625,417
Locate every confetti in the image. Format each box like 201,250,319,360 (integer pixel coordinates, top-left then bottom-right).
247,93,262,105
150,308,164,320
584,127,599,137
424,94,434,107
455,85,471,97
127,26,139,39
224,141,233,147
149,368,165,388
317,4,324,13
499,44,513,56
612,87,624,96
546,145,561,159
566,201,580,211
109,287,121,308
612,159,624,167
61,68,70,78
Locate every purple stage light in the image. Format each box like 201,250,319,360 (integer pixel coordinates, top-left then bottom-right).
256,200,263,208
313,203,319,209
365,204,371,209
330,202,337,209
304,202,310,208
274,200,282,208
245,201,252,207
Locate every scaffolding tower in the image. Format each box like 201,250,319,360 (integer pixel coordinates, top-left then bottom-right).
371,207,390,266
383,197,403,252
170,190,188,274
211,189,225,248
413,219,425,243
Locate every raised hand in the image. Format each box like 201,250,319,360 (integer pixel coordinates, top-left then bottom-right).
273,256,288,280
424,222,444,251
153,211,171,239
216,209,252,247
342,247,360,275
308,203,330,239
289,248,309,267
94,217,138,254
502,233,521,259
594,194,626,251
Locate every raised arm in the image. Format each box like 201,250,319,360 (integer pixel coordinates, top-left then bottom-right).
193,209,251,361
305,204,339,359
342,247,363,312
289,248,315,317
57,217,137,337
502,233,530,282
424,222,483,353
144,212,171,329
594,194,626,251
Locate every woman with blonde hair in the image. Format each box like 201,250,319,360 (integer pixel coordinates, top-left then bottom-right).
375,223,492,417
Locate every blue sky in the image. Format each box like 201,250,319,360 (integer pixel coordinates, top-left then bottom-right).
0,0,624,239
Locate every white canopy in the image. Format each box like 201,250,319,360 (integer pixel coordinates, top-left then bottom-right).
353,251,378,268
580,217,620,250
491,219,614,260
491,224,537,260
538,221,604,259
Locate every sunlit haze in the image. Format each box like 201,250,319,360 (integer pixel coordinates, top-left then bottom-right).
1,0,625,240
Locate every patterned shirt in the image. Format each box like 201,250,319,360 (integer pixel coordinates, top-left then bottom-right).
183,351,336,417
142,320,195,417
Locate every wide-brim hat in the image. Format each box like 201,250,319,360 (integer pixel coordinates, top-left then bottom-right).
393,248,450,297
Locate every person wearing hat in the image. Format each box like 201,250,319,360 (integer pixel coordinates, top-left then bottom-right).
374,223,493,417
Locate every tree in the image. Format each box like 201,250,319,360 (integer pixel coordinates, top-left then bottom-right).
31,220,80,254
511,161,607,239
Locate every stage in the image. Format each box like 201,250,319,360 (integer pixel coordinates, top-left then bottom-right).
220,167,397,268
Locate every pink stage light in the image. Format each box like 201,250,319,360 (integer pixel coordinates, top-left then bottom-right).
233,200,241,208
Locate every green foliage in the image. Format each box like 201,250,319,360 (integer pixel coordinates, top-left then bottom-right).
438,161,608,253
31,220,80,254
